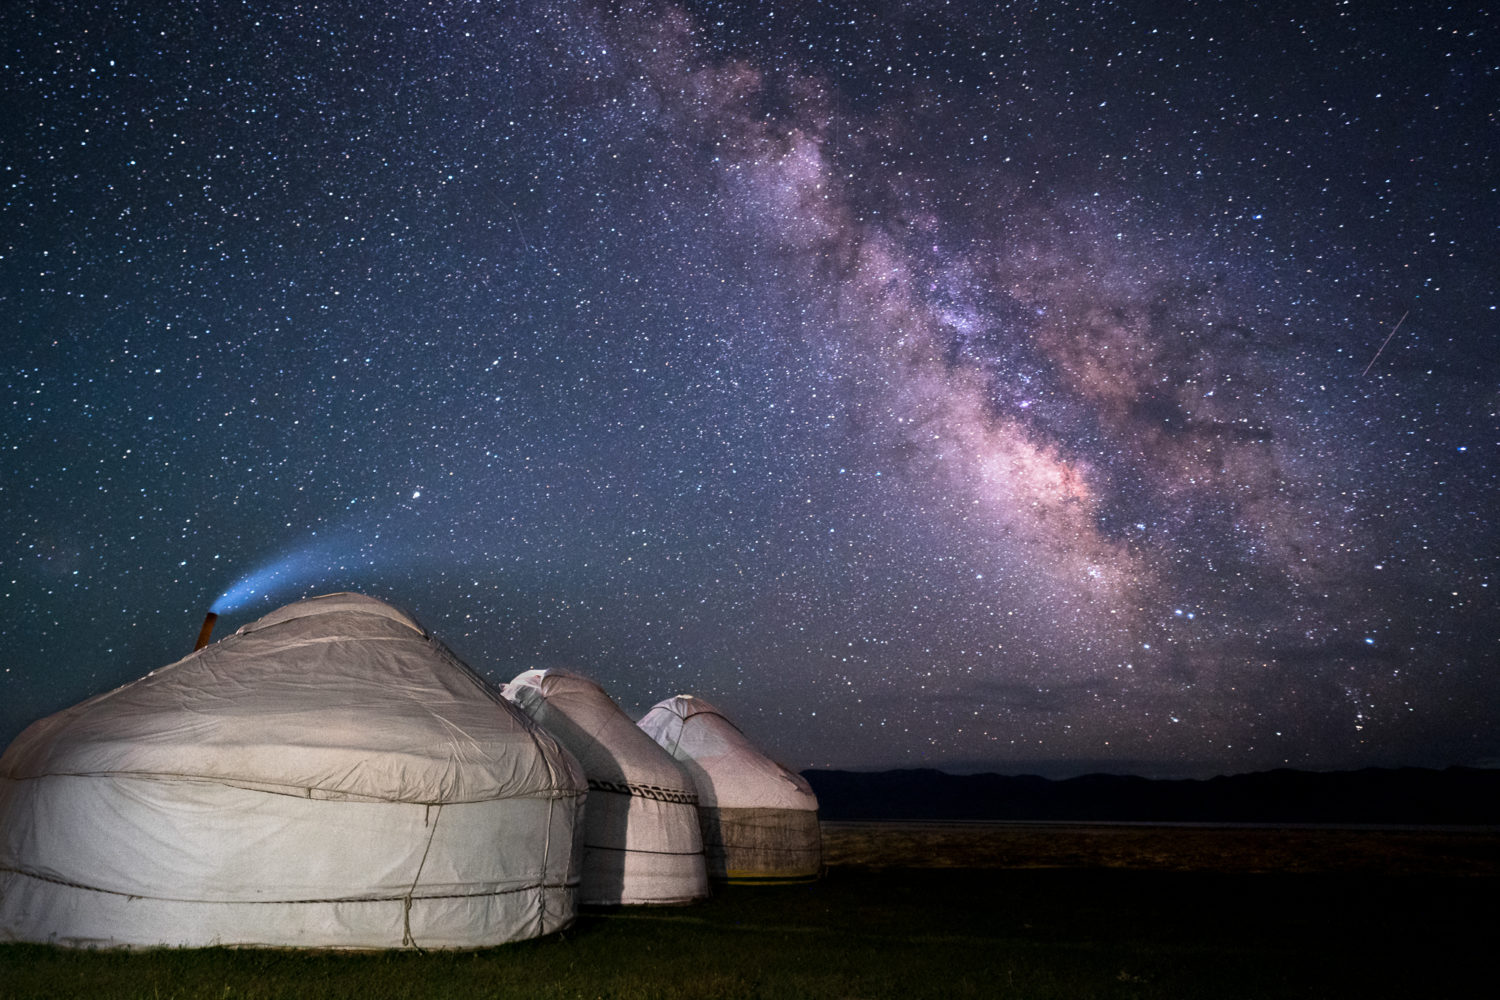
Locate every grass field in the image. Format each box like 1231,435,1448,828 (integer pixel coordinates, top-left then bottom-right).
2,823,1496,999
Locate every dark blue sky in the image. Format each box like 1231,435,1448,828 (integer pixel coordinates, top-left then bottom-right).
3,1,1495,778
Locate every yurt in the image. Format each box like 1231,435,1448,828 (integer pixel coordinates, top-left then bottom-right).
0,593,586,949
638,695,820,883
502,669,709,905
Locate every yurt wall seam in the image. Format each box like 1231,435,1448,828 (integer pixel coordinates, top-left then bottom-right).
3,771,505,806
580,843,704,857
0,864,559,905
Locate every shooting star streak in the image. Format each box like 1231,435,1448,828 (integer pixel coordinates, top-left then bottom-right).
1362,309,1410,377
509,206,532,254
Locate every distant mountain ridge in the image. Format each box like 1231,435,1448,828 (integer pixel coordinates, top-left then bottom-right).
802,767,1500,825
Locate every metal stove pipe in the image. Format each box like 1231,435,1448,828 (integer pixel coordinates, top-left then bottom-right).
194,612,218,651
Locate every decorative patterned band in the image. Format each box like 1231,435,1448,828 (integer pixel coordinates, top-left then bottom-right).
586,778,699,805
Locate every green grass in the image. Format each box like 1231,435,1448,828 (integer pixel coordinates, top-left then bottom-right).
2,867,1494,999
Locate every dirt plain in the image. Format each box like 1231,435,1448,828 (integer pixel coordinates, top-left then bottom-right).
821,820,1500,876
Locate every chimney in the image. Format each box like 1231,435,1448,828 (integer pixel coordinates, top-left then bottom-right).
194,612,218,651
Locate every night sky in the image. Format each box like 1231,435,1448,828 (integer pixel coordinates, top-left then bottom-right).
4,1,1495,779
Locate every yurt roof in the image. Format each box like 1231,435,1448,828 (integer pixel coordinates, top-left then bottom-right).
503,668,694,794
0,593,580,805
639,694,816,811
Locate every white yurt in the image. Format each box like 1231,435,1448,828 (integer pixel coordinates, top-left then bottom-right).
0,592,586,949
502,669,709,905
638,695,820,884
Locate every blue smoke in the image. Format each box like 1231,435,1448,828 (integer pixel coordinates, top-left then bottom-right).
209,534,366,615
206,491,531,617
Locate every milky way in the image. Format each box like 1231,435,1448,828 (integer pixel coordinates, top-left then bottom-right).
3,1,1495,777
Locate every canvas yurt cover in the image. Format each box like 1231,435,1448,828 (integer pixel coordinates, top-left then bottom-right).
502,669,708,905
638,695,820,883
0,593,586,949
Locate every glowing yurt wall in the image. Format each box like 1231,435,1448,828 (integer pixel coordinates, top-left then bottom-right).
0,593,586,949
504,669,708,905
639,694,820,884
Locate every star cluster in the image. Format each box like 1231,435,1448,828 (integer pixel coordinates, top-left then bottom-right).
3,1,1495,777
